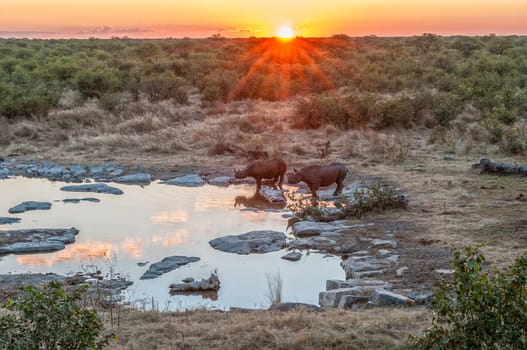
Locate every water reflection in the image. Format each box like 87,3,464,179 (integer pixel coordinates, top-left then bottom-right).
16,241,113,267
0,178,343,310
151,229,189,248
150,210,188,224
234,192,287,210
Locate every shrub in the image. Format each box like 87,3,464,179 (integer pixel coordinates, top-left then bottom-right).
0,281,113,349
411,246,527,349
374,96,418,129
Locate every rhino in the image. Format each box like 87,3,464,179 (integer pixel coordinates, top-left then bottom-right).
287,163,348,198
234,158,287,192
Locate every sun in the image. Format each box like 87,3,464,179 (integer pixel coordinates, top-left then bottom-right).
276,25,295,40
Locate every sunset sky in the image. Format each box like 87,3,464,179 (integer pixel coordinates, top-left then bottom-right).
1,0,526,39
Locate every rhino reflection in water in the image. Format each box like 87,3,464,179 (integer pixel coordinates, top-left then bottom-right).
287,162,349,198
234,158,287,192
234,193,286,210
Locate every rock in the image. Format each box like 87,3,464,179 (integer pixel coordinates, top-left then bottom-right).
369,288,414,306
62,198,101,204
259,188,286,203
396,267,409,277
289,236,336,250
182,277,195,283
435,269,454,275
291,221,338,237
0,228,79,254
443,155,455,161
281,251,302,261
370,239,398,249
0,167,9,179
207,176,231,187
137,261,149,267
169,273,220,293
209,231,287,255
140,256,200,280
8,201,52,214
0,217,21,225
269,302,321,312
68,165,87,179
341,256,395,279
319,287,373,308
61,183,123,195
326,279,391,291
164,175,205,187
412,292,434,304
114,173,152,185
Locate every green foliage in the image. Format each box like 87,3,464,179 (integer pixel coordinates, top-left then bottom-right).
411,246,527,349
0,281,114,350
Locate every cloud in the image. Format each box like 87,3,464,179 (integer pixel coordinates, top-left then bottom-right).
215,27,262,36
75,26,152,35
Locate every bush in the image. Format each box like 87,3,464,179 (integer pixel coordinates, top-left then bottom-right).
0,281,113,349
411,246,527,349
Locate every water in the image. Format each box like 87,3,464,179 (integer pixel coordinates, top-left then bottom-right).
0,177,343,310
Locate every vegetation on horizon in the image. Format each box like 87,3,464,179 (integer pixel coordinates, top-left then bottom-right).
1,35,526,155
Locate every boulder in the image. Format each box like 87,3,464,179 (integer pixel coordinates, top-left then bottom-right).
61,183,123,195
209,231,287,255
0,167,9,179
207,176,231,187
370,239,398,249
319,287,373,308
259,188,286,203
164,175,205,187
269,302,321,312
114,173,152,185
8,201,52,214
369,288,414,306
0,228,79,254
281,251,302,261
62,198,101,204
0,217,21,225
341,256,396,279
291,221,338,237
169,273,220,294
326,278,391,291
140,256,200,280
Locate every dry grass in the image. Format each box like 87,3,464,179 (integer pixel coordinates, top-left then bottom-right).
109,308,429,350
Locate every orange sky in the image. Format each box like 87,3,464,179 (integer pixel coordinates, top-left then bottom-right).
1,0,526,38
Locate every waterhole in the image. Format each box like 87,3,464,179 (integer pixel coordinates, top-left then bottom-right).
0,178,343,310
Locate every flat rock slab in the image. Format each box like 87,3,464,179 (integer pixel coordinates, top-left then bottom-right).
0,228,79,254
61,183,123,195
114,173,152,185
209,230,287,255
319,287,373,308
140,256,200,280
259,188,286,203
281,251,302,261
369,288,414,306
207,176,231,187
0,217,21,225
164,175,206,187
292,221,339,237
326,278,391,291
61,198,101,204
8,201,52,214
169,273,220,294
269,302,321,312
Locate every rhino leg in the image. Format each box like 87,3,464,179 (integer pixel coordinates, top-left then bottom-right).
333,180,344,196
309,183,320,198
271,176,279,190
277,173,284,190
